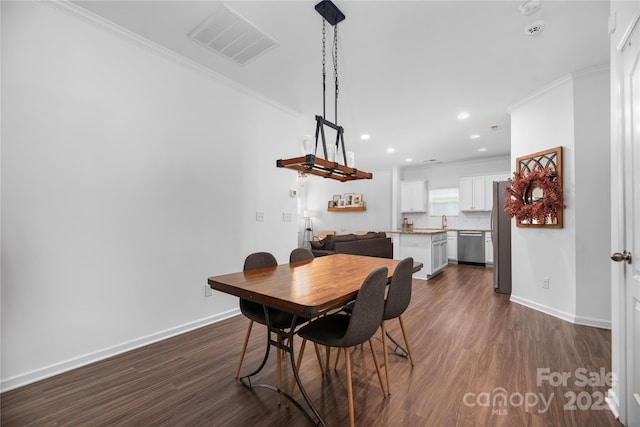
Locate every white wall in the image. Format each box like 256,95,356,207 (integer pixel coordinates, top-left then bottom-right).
509,66,610,328
302,169,392,237
573,67,611,324
1,1,299,390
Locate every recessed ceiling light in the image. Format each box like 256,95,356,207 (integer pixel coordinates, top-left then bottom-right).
405,158,413,162
386,147,395,153
360,134,370,140
470,134,480,140
478,147,488,152
457,112,470,120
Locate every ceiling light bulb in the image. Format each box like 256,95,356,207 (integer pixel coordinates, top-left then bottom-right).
470,134,480,139
457,112,470,120
360,134,370,140
386,147,395,153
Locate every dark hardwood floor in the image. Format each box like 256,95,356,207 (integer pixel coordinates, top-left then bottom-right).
1,264,621,426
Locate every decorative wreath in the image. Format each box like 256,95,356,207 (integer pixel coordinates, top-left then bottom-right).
503,165,565,224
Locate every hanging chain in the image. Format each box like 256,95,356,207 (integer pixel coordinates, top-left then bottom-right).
322,19,326,119
333,24,339,124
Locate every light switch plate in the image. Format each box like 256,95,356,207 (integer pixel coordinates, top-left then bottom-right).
256,211,265,222
283,212,292,222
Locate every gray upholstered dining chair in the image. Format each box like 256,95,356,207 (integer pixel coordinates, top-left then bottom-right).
336,257,415,396
237,252,307,405
287,247,324,384
237,250,322,398
379,256,414,396
293,266,389,427
289,247,314,262
236,252,279,378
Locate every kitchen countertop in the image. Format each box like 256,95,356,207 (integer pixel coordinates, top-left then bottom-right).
386,228,490,234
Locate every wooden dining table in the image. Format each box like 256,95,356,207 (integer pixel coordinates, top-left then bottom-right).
207,253,422,426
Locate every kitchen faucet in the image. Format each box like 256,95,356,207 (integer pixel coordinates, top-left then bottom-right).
441,215,448,229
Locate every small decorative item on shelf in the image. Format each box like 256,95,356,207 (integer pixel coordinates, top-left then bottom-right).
344,193,354,206
504,146,565,228
327,193,366,211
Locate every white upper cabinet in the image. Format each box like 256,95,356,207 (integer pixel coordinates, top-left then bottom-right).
401,180,427,213
459,176,485,211
484,172,511,211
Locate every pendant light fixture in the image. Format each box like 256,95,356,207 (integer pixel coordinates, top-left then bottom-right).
277,0,373,182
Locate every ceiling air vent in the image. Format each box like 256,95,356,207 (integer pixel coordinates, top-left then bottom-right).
188,4,279,65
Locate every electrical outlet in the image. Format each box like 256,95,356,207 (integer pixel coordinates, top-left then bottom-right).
204,284,213,297
542,277,550,289
256,211,265,222
282,212,292,222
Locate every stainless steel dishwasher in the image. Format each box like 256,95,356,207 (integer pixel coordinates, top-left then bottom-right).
457,231,485,265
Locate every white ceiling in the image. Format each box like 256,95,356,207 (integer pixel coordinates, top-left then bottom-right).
71,0,610,171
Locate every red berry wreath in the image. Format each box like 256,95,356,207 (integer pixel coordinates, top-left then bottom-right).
503,165,565,224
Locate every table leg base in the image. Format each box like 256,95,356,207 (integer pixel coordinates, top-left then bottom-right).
384,331,410,359
236,311,327,427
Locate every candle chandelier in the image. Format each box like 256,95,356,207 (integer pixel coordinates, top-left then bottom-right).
277,0,373,182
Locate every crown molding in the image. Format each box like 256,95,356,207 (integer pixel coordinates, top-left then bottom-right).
42,0,301,118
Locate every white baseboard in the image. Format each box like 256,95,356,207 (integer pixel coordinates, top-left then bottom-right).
0,308,240,392
606,388,620,420
510,295,611,330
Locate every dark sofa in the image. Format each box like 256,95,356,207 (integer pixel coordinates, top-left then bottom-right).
310,232,393,259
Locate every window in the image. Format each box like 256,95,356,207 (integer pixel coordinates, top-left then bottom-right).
429,188,459,216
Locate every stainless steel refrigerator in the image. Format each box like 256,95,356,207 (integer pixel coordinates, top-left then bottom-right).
491,181,512,294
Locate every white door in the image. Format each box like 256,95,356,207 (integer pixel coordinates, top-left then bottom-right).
613,13,640,426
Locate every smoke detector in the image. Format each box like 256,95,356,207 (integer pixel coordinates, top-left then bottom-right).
525,20,545,37
519,0,541,16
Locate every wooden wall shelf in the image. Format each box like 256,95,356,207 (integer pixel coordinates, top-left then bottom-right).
327,207,366,212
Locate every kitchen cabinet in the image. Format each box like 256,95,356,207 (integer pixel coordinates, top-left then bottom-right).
447,231,457,262
401,180,427,213
395,231,447,278
484,172,511,212
431,234,448,274
485,232,493,264
459,176,486,211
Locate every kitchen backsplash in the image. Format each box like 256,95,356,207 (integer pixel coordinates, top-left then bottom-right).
402,211,491,231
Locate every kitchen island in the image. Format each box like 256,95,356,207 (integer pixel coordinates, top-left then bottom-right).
386,229,448,279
